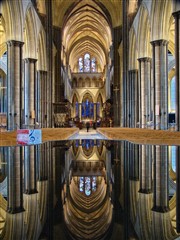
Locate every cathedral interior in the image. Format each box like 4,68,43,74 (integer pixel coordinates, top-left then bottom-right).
0,0,180,239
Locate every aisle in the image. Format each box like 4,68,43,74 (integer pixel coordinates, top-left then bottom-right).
69,128,108,140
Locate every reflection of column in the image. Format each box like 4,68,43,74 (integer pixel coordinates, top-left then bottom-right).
129,144,139,181
173,11,180,130
7,40,24,130
152,145,169,212
177,146,180,232
24,58,37,127
7,147,24,213
138,58,151,128
139,145,152,193
24,145,38,194
151,40,168,130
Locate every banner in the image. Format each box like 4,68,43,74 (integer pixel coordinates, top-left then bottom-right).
17,129,42,145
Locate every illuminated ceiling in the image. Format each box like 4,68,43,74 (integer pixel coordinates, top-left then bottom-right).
36,0,122,73
61,0,115,73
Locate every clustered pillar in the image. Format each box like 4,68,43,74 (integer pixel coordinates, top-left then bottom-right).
7,40,24,130
151,40,168,130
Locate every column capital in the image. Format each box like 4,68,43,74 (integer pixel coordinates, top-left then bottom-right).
128,69,138,73
173,11,180,18
138,188,152,194
150,39,168,46
151,206,170,213
24,58,37,63
6,40,24,47
137,57,152,62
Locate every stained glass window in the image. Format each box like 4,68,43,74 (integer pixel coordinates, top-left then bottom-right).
78,54,96,72
170,76,176,112
171,146,176,172
79,57,83,72
79,177,84,192
81,99,94,119
79,176,97,196
85,177,91,196
91,57,96,72
75,102,79,117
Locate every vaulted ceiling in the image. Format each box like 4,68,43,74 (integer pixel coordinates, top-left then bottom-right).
36,0,122,73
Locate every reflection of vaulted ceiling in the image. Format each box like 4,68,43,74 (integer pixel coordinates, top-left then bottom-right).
62,0,114,72
64,176,113,240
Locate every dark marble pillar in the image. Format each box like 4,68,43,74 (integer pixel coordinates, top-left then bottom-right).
7,40,24,130
7,147,24,213
151,40,168,130
173,11,180,130
152,145,169,212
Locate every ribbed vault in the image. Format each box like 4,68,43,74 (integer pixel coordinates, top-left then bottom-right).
63,176,113,240
62,0,112,73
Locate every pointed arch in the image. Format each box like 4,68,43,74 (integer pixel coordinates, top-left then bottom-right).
37,28,47,71
151,0,172,41
129,27,138,70
137,4,151,58
1,1,23,41
24,5,38,58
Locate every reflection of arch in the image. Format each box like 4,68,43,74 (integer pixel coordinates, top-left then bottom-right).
82,139,94,157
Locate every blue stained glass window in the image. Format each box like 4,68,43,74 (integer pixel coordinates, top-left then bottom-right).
79,177,84,192
75,102,79,117
78,54,96,73
79,176,97,196
170,76,176,112
84,53,90,72
91,57,96,72
79,57,83,72
85,177,91,196
171,146,176,172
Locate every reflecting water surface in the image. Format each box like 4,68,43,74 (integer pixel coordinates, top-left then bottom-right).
0,140,179,239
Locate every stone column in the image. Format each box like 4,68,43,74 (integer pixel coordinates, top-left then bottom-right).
151,40,168,130
24,145,37,194
36,71,47,128
24,58,37,128
128,70,139,127
7,147,24,213
139,145,152,193
113,27,121,127
122,0,129,128
152,145,169,212
138,58,151,128
53,26,62,113
46,0,53,128
7,40,24,130
173,11,180,130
